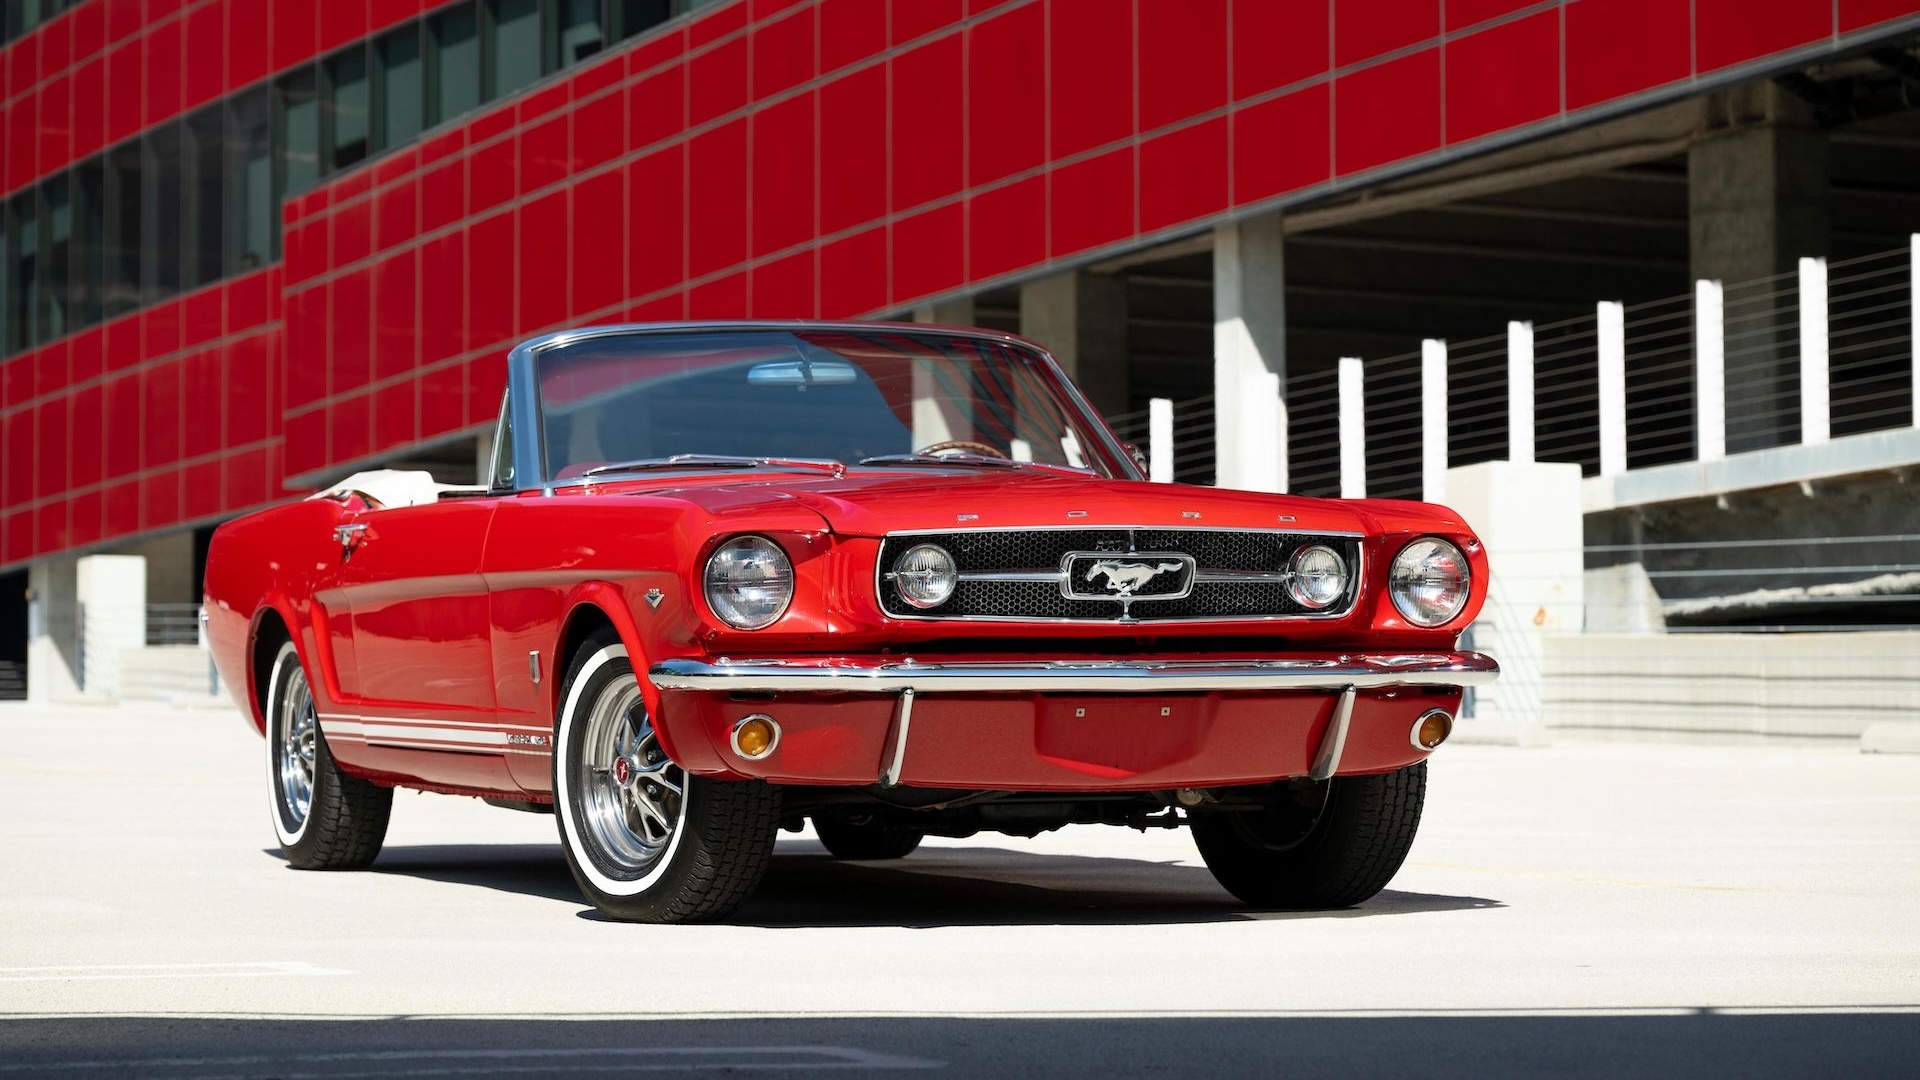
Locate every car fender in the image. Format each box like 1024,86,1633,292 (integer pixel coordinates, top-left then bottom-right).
552,581,730,775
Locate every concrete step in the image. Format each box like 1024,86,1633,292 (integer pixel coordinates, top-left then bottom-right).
118,646,220,702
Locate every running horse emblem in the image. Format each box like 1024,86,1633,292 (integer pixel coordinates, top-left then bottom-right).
1085,560,1187,596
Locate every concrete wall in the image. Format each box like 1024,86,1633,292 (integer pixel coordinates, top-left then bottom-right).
1542,631,1920,742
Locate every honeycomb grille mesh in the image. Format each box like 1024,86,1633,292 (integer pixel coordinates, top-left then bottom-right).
877,529,1359,621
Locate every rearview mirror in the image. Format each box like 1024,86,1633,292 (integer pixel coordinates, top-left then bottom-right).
746,359,859,386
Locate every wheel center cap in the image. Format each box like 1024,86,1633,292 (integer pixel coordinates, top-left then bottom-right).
612,757,632,786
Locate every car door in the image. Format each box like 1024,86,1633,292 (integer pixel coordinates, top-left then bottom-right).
332,497,502,747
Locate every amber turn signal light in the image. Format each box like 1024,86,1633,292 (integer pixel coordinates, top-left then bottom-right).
1411,709,1454,751
731,714,781,760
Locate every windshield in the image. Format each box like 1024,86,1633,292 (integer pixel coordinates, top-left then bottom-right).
533,329,1126,481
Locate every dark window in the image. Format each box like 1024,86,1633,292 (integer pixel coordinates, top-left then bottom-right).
185,105,225,289
226,88,273,272
553,0,606,69
427,2,482,125
376,24,425,149
274,67,321,197
70,160,104,330
104,142,143,319
324,46,371,172
2,195,32,354
38,179,70,345
485,0,543,100
144,123,184,303
614,0,672,41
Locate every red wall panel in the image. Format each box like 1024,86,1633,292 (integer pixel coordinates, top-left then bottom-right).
1696,0,1832,72
1565,0,1693,110
751,91,815,257
1445,11,1561,144
1333,0,1439,68
1047,0,1133,159
1138,0,1227,132
966,4,1044,188
1139,117,1228,233
1334,47,1442,176
890,34,963,213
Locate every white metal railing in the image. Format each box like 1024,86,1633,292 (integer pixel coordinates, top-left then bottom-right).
1136,238,1920,495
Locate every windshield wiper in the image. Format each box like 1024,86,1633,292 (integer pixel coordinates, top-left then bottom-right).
581,454,846,478
857,452,1025,470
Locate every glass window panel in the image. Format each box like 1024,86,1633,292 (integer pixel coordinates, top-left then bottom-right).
3,196,33,355
225,88,273,273
614,0,670,40
428,2,481,124
274,67,321,197
71,160,104,330
38,179,70,344
324,46,371,172
556,0,605,68
144,123,184,303
185,105,225,289
486,0,543,100
376,25,425,149
104,142,143,319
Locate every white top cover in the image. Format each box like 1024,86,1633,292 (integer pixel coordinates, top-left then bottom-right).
311,469,456,510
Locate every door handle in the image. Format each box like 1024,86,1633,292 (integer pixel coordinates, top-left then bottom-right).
333,522,369,549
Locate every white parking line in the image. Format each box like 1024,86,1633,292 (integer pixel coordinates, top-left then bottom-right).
0,1047,944,1075
0,962,348,984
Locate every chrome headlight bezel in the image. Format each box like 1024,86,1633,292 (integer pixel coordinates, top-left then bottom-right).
890,542,958,610
702,535,794,630
1287,543,1350,610
1389,537,1471,627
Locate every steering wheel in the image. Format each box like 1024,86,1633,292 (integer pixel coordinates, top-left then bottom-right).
915,439,1009,459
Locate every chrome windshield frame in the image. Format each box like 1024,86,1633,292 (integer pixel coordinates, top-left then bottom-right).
500,321,1147,492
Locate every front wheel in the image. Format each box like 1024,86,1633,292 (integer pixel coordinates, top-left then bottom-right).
1191,762,1426,909
265,641,391,869
553,633,779,922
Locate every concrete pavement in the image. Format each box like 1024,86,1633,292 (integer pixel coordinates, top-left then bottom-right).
2,701,1917,1077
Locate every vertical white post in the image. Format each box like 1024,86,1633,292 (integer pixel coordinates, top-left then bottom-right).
1148,397,1174,483
1421,339,1447,503
1597,301,1627,477
1911,235,1919,428
1696,279,1726,462
1237,372,1286,493
1338,357,1366,498
1799,256,1829,445
1507,320,1535,464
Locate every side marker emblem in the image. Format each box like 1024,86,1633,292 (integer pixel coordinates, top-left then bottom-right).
645,588,665,609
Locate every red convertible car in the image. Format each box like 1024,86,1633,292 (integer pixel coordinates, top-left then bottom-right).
204,322,1497,922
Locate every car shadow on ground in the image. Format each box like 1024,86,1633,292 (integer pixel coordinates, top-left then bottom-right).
334,840,1503,928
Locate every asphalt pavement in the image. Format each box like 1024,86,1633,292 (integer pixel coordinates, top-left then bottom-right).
2,701,1917,1078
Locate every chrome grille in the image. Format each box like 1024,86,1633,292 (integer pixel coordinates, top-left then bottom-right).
876,528,1361,622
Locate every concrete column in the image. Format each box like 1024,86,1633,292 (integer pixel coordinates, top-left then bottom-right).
1445,460,1584,744
116,532,194,607
1212,214,1287,491
1019,271,1129,419
1689,86,1829,453
912,298,976,327
26,558,81,703
75,555,147,700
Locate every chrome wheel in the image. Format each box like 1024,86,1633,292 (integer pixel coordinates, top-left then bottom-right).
578,680,685,877
274,660,317,831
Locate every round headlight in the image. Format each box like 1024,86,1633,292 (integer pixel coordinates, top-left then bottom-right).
891,543,957,609
1288,544,1349,610
1389,538,1471,627
703,536,793,630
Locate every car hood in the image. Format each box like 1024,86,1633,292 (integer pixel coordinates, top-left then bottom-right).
594,469,1419,538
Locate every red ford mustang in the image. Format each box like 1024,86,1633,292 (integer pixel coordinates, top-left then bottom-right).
204,322,1497,922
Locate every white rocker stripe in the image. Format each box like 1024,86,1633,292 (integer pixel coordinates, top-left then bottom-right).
317,714,552,755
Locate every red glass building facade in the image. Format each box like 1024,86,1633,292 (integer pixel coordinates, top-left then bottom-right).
3,0,1920,575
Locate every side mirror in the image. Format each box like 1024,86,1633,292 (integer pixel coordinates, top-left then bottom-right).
1123,442,1149,473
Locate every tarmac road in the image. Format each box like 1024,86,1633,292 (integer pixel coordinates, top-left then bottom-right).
2,701,1918,1078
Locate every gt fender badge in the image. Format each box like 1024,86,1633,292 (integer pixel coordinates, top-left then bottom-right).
645,588,665,609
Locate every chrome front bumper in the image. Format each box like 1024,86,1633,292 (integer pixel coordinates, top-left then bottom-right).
647,652,1499,694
